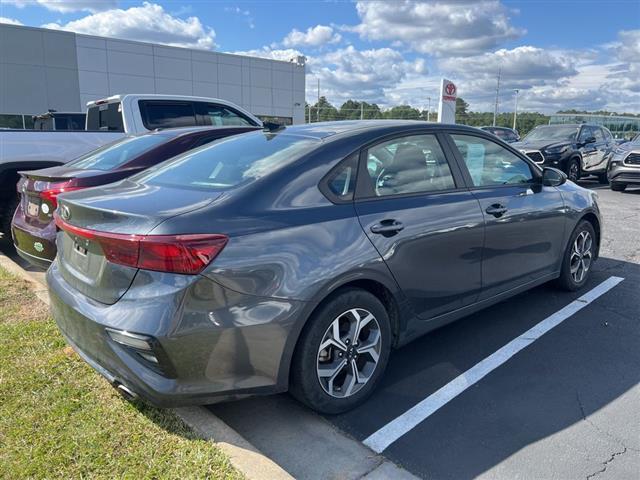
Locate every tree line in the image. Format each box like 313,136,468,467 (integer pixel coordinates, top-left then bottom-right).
305,97,631,136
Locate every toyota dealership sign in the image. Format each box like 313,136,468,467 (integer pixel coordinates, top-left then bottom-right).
437,78,457,124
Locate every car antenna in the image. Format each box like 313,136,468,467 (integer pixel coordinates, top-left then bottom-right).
263,121,286,132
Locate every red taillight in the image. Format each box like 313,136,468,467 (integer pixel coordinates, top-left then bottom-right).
54,213,227,274
40,182,83,209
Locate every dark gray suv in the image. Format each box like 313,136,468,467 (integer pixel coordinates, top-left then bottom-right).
47,121,602,413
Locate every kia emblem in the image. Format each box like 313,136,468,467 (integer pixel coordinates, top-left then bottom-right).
60,205,71,221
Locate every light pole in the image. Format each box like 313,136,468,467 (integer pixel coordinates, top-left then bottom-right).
493,66,501,126
427,96,431,122
513,89,519,131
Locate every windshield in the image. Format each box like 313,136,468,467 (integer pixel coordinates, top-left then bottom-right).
524,126,578,143
136,131,318,191
66,134,169,171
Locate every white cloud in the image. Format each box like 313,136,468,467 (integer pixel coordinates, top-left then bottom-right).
2,0,116,13
282,25,341,48
231,47,304,63
0,16,23,25
308,46,428,105
43,2,216,50
349,0,524,56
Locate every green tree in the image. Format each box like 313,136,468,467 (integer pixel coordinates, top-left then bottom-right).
309,96,340,122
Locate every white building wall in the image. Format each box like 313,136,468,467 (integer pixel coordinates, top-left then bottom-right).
1,24,305,124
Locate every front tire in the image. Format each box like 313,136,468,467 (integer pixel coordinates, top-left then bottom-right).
565,158,581,183
611,183,627,192
556,220,596,291
290,288,392,414
596,173,608,184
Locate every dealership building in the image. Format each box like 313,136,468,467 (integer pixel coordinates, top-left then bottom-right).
0,23,306,128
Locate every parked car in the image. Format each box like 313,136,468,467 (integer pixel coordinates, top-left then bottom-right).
512,124,615,183
607,133,640,191
12,125,259,268
479,126,520,143
47,121,601,414
0,94,262,239
32,111,86,131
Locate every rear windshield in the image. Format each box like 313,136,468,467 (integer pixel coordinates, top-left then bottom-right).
66,134,169,171
137,132,318,190
86,102,124,131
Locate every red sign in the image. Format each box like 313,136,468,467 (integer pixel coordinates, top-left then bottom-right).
443,82,457,101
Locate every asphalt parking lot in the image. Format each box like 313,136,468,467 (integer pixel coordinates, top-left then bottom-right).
211,181,640,479
2,180,639,479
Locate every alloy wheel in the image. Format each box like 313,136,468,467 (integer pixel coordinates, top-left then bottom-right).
568,161,579,182
570,230,592,283
316,308,382,398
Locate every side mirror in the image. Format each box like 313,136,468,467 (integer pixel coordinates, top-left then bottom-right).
580,136,596,147
542,167,567,187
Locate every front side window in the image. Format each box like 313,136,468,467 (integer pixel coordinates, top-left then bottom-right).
139,101,197,129
593,128,605,142
196,103,254,126
451,134,534,187
578,126,595,143
66,134,169,171
365,134,455,197
136,132,318,191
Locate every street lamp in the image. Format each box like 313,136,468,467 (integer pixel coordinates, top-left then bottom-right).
427,97,431,122
513,89,519,131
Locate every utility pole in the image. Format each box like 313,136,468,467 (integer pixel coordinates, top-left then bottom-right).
360,102,364,120
427,97,431,122
316,78,320,123
493,66,501,126
513,89,519,131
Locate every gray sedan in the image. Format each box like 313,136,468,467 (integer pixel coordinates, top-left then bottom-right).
47,121,602,413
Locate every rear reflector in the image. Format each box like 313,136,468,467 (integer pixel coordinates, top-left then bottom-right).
54,213,228,274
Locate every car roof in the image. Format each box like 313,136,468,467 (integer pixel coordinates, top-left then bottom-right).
136,125,259,139
273,120,485,140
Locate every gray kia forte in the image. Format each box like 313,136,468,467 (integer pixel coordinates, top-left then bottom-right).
47,121,602,413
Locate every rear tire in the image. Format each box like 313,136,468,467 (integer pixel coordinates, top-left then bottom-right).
556,220,596,291
290,288,391,414
0,191,19,244
610,183,627,192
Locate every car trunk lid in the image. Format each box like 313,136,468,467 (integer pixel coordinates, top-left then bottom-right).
55,180,222,304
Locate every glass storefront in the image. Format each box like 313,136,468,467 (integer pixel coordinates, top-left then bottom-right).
549,114,640,140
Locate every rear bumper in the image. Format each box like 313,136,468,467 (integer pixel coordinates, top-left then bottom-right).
11,203,56,267
46,261,306,407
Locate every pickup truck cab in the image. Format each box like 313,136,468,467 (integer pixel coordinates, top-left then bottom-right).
0,94,262,238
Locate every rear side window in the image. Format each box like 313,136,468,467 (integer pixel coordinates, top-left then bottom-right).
195,103,255,126
137,132,318,190
139,101,197,129
365,134,456,197
86,103,123,131
66,134,169,171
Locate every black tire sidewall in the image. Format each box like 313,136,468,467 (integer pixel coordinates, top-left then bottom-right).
557,220,596,291
566,158,580,182
290,288,392,414
611,183,626,192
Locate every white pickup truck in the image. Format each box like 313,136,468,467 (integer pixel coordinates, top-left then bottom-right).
0,94,262,237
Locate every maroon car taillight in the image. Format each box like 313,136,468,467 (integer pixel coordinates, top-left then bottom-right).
40,181,84,209
54,213,228,274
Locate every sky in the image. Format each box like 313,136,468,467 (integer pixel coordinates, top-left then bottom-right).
1,0,639,114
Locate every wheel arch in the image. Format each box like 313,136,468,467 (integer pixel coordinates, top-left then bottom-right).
279,271,408,389
580,211,601,259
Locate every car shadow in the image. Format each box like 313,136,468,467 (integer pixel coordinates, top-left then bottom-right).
321,256,639,478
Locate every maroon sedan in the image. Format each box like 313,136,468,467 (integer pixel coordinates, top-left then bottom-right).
12,125,259,268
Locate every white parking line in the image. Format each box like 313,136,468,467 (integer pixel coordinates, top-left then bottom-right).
363,276,625,453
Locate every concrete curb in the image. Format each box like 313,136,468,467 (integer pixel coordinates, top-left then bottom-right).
0,252,293,480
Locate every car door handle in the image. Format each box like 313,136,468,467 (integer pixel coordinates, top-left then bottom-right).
485,204,508,217
370,220,404,234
